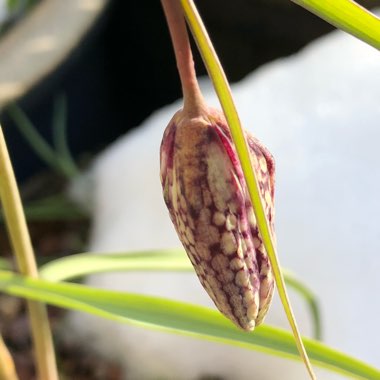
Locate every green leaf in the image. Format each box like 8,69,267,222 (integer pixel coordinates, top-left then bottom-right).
292,0,380,50
7,104,61,172
283,271,322,341
6,103,77,179
0,270,378,379
39,249,189,281
39,249,322,340
52,95,79,177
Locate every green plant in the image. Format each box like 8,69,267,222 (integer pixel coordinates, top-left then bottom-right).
0,127,58,380
0,1,379,379
7,95,79,180
1,96,86,224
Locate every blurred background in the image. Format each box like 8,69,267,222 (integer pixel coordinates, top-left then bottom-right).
0,0,377,378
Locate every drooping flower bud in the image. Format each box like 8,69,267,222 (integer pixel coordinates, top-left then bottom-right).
160,105,275,331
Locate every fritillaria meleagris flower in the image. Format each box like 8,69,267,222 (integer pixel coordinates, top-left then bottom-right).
160,105,276,331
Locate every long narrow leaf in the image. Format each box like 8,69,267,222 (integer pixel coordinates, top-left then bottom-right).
6,104,77,179
0,270,378,379
7,104,61,173
39,250,189,281
292,0,380,50
52,95,79,177
283,271,322,341
39,249,322,340
181,1,314,376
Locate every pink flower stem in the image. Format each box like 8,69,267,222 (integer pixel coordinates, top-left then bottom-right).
161,0,205,112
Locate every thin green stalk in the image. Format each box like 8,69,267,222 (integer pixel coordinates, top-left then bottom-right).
283,270,322,341
180,1,315,379
52,95,79,177
6,105,62,173
0,334,18,380
0,126,58,380
6,104,77,179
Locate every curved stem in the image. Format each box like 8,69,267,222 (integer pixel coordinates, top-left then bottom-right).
283,270,322,341
161,0,204,112
180,1,316,379
52,94,80,177
0,126,58,380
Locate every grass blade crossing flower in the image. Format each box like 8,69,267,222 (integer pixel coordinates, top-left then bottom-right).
161,0,316,378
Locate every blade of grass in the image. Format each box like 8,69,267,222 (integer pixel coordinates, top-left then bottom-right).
6,104,62,173
39,249,322,340
180,1,315,378
6,104,76,179
52,95,79,177
0,126,58,380
284,271,322,340
0,334,18,380
39,249,190,281
0,270,378,380
292,0,380,50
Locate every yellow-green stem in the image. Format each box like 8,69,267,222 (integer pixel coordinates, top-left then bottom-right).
0,335,18,380
0,126,58,380
179,1,316,379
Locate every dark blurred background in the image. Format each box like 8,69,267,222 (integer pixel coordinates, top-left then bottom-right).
0,0,376,181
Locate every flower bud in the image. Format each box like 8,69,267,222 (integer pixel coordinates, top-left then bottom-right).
160,105,275,331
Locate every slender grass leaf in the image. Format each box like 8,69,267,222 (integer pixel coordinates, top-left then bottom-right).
0,270,378,379
181,1,313,375
52,95,79,177
282,270,322,341
6,104,77,179
39,249,189,281
292,0,380,50
7,104,61,173
39,249,322,340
